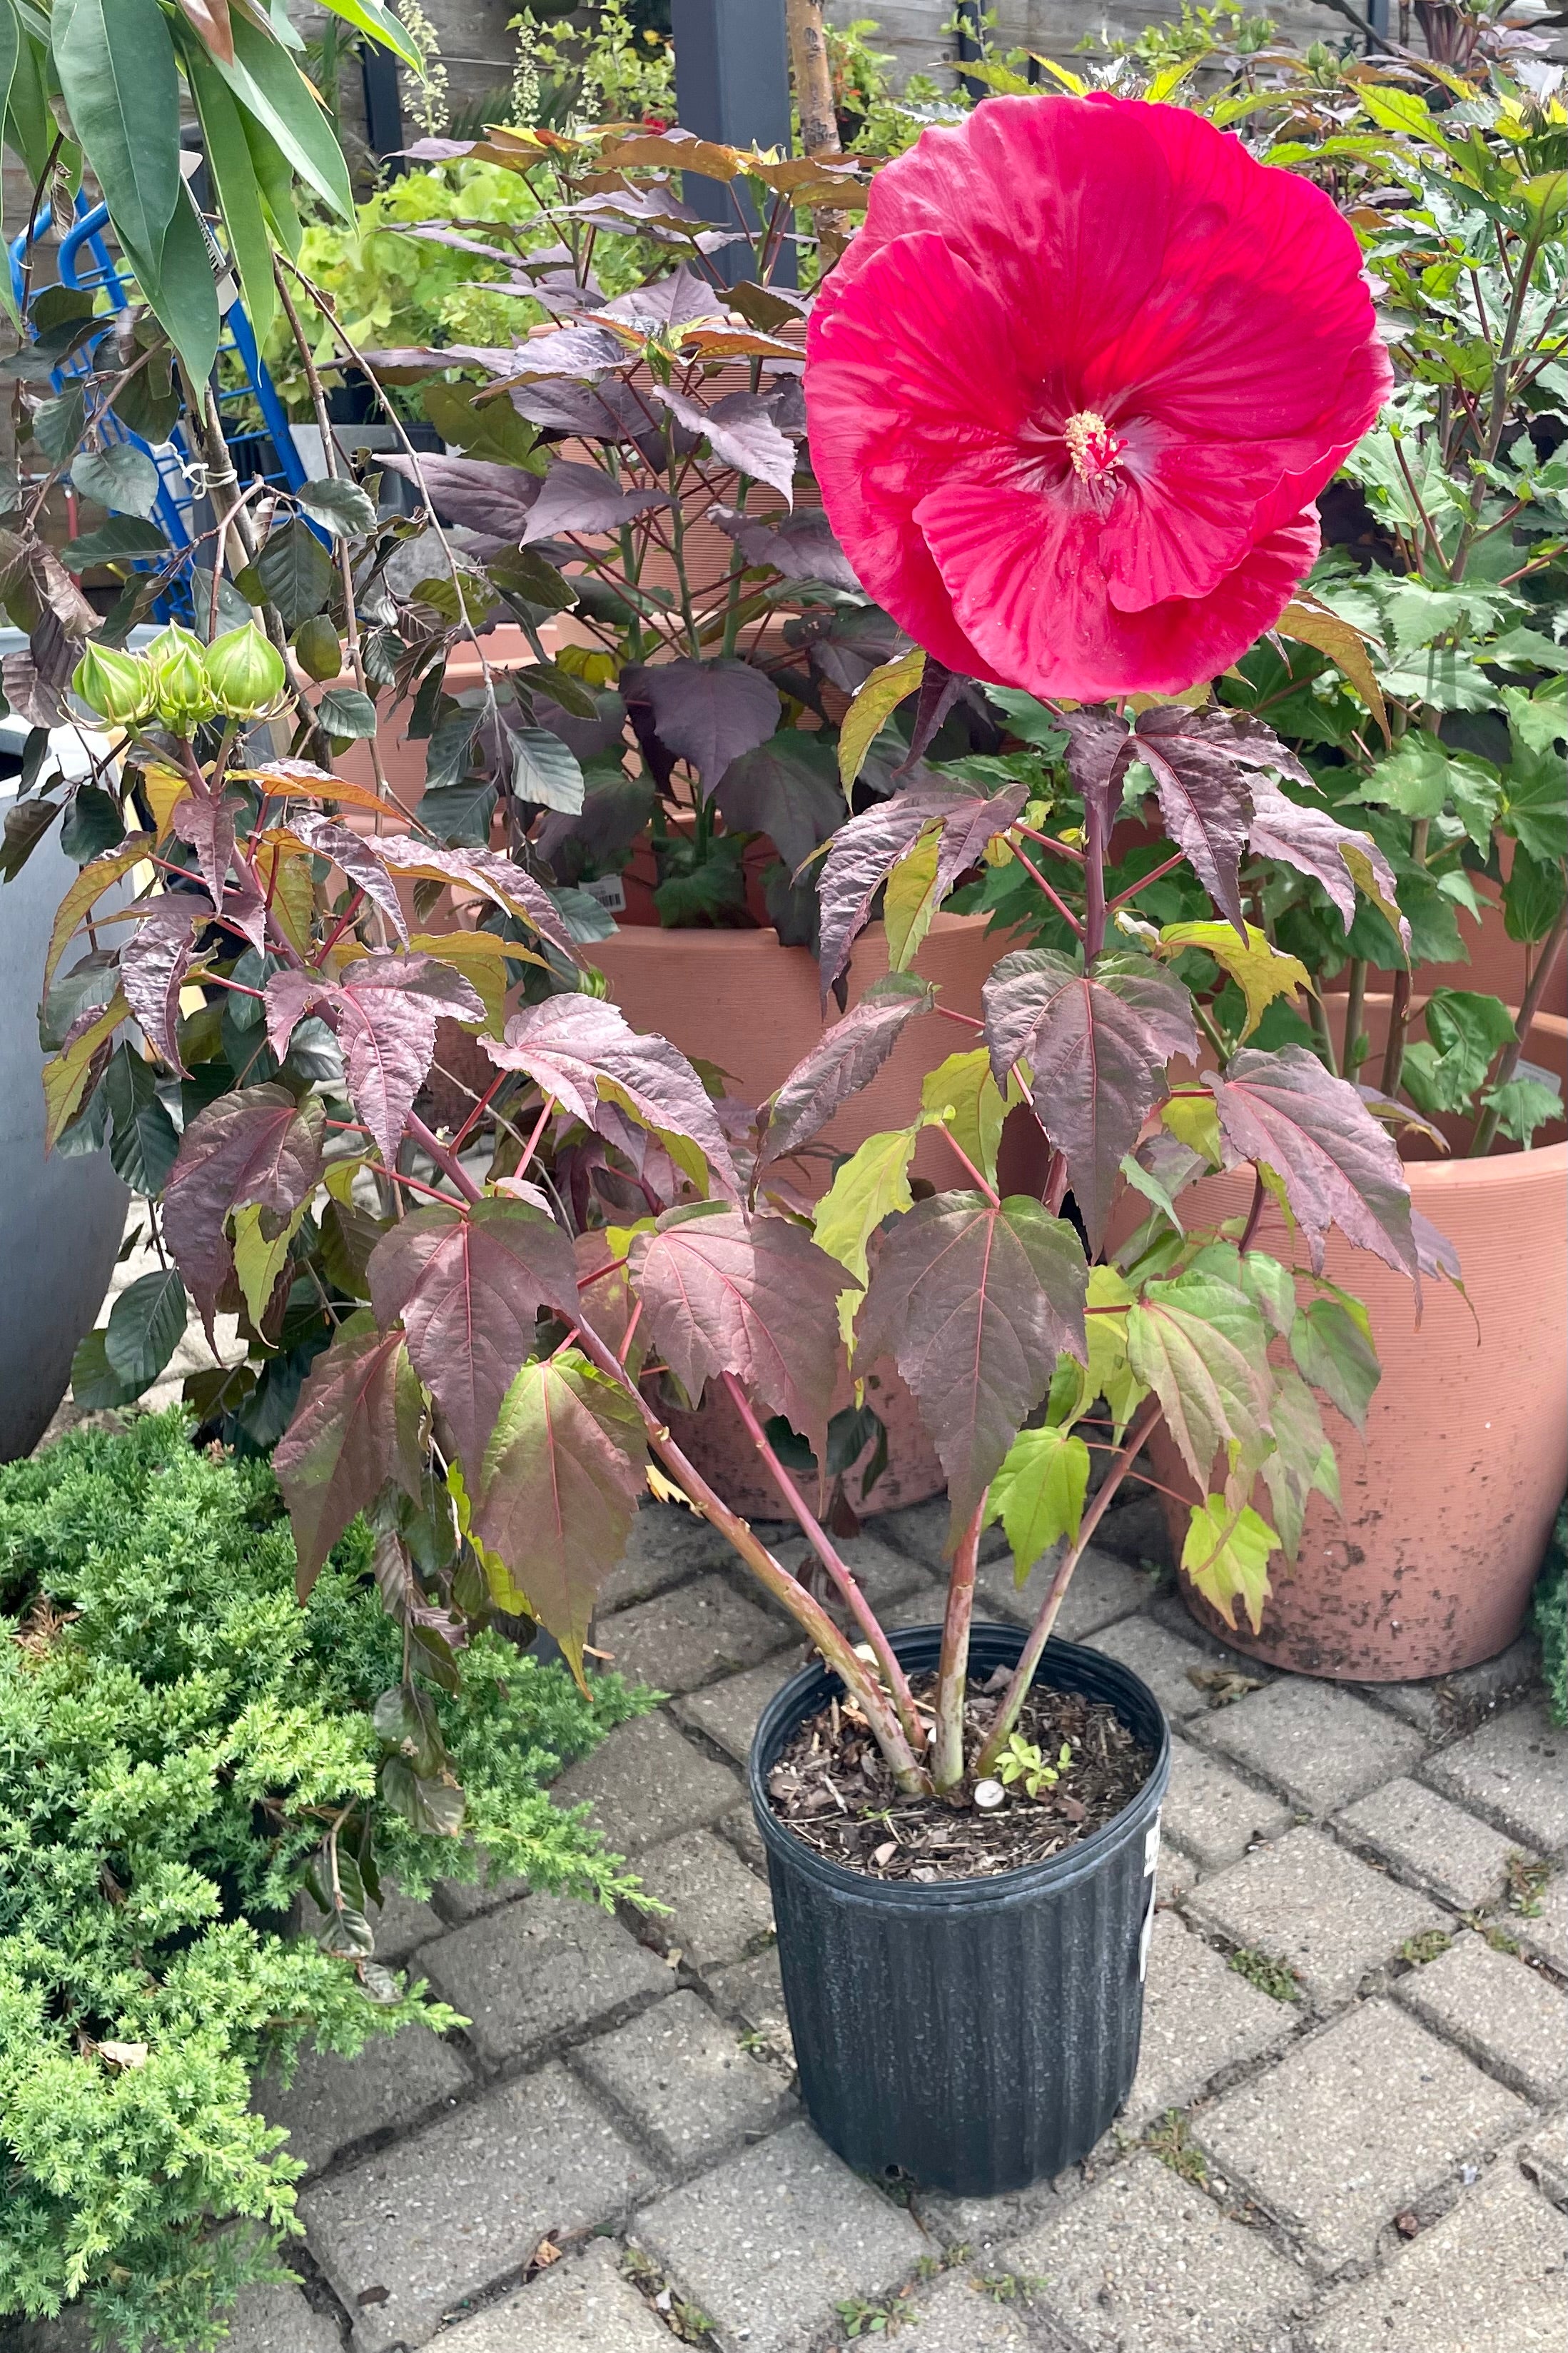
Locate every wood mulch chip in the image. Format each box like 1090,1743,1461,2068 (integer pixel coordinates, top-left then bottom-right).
766,1670,1153,1883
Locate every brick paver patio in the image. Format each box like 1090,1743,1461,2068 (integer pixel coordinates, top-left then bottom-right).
10,1484,1567,2353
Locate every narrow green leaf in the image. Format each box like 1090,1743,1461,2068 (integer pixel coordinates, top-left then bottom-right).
215,10,353,221
122,185,221,387
313,0,423,70
838,646,924,797
186,43,276,346
53,0,181,271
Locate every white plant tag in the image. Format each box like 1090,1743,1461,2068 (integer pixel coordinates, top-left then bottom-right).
580,873,627,913
1138,1885,1156,1982
1144,1815,1161,1878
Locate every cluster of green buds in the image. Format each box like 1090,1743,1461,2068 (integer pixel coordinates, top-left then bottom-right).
72,620,288,733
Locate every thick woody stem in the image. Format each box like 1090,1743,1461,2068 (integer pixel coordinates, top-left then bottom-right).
973,1394,1164,1777
721,1371,927,1756
932,1501,983,1793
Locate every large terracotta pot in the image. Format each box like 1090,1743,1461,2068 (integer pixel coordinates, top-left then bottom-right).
1148,1003,1568,1681
667,1351,944,1521
1320,840,1567,1020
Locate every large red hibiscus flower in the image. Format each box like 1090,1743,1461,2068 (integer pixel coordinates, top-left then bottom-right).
804,96,1391,701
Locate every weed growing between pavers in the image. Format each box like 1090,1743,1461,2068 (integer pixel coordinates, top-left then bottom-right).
1506,1855,1551,1916
1400,1929,1455,1965
1227,1946,1303,2002
1145,2110,1210,2186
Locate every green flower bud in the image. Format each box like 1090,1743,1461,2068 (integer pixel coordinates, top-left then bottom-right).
575,963,610,999
72,640,156,726
146,623,218,731
203,623,288,719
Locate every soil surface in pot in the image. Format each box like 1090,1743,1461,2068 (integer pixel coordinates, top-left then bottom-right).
766,1672,1152,1882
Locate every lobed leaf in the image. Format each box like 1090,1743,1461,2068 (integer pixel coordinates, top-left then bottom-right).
120,892,209,1075
1205,1045,1418,1281
759,973,933,1170
163,1082,325,1336
1246,780,1410,950
265,955,485,1171
273,1314,425,1597
986,1423,1091,1585
1181,1495,1278,1635
1126,1271,1274,1488
816,778,1028,1000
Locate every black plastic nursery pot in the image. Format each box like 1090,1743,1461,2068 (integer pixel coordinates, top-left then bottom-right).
749,1621,1171,2197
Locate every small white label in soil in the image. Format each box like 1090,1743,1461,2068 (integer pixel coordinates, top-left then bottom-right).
579,872,627,913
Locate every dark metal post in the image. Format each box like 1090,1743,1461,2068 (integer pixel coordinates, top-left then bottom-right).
361,42,406,169
956,1,986,103
671,0,796,287
1364,0,1392,46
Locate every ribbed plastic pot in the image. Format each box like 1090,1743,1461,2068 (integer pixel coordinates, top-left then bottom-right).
749,1623,1171,2196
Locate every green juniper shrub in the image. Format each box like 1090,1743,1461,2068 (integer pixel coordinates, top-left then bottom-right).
1534,1501,1567,1729
0,1412,649,2352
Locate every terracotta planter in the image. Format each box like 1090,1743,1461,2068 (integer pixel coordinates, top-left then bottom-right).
1147,1003,1568,1681
1321,840,1567,1020
667,1351,944,1521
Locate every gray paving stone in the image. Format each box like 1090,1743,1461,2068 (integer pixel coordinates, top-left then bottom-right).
975,1539,1150,1640
1186,1827,1446,2006
704,1945,795,2067
1002,2151,1305,2352
574,1990,794,2171
432,1850,530,1925
871,1496,1008,1572
1357,1631,1541,1736
1193,2000,1529,2267
674,1656,796,1764
600,1501,737,1612
301,2064,658,2353
1163,1735,1293,1872
1158,1842,1199,1900
719,1799,769,1877
1423,1698,1568,1856
1394,1931,1568,2104
774,1529,932,1615
1092,1484,1173,1571
1200,1679,1426,1815
1513,1869,1568,1971
1,2281,344,2353
552,1710,742,1853
632,1828,774,1969
597,1573,786,1693
422,1893,669,2066
431,2239,672,2352
1086,1613,1215,1720
894,2270,1039,2349
1521,2111,1568,2205
1336,1775,1529,1911
1124,1911,1296,2129
296,1880,445,1962
632,2118,925,2353
911,2172,1080,2262
1303,2162,1568,2352
257,2020,471,2179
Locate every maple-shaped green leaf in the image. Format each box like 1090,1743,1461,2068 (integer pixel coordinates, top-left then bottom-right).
920,1047,1017,1189
1181,1493,1279,1634
472,1349,649,1684
629,1205,848,1471
1126,1271,1274,1488
1083,1262,1148,1438
368,1200,581,1481
983,948,1198,1249
273,1313,425,1598
759,973,934,1171
811,1122,921,1343
483,996,741,1203
1160,920,1310,1040
1258,1365,1340,1559
986,1422,1091,1586
855,1191,1088,1542
1290,1293,1380,1430
163,1083,325,1337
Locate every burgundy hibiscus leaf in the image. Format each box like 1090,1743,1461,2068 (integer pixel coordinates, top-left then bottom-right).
170,786,236,910
1061,711,1135,835
629,1204,848,1466
273,1313,425,1598
1205,1044,1419,1280
283,812,410,946
759,972,935,1169
712,729,842,873
164,1082,325,1336
482,995,742,1201
1245,779,1410,950
375,837,580,960
470,1349,649,1684
380,454,542,540
709,504,862,593
121,892,211,1075
1128,709,1315,937
816,778,1028,1000
854,1190,1088,1543
501,322,647,380
265,954,485,1169
620,657,782,792
649,386,796,503
982,948,1198,1249
520,458,671,545
368,1198,580,1480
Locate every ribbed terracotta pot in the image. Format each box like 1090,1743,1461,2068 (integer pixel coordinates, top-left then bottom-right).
1150,1007,1568,1681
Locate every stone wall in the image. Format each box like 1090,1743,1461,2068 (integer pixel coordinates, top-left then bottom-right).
826,0,1357,86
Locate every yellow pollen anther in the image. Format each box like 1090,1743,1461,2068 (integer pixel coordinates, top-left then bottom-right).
1063,410,1126,483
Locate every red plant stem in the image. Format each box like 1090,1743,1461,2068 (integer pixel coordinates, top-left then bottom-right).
1011,841,1084,939
1238,1169,1267,1254
512,1094,555,1184
617,1297,644,1366
313,889,368,966
932,1501,983,1794
578,1255,630,1289
1082,790,1110,967
721,1372,927,1757
1015,824,1086,867
938,1122,1001,1206
450,1069,507,1154
1107,850,1186,913
401,1114,933,1790
934,1003,984,1032
973,1394,1165,1777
